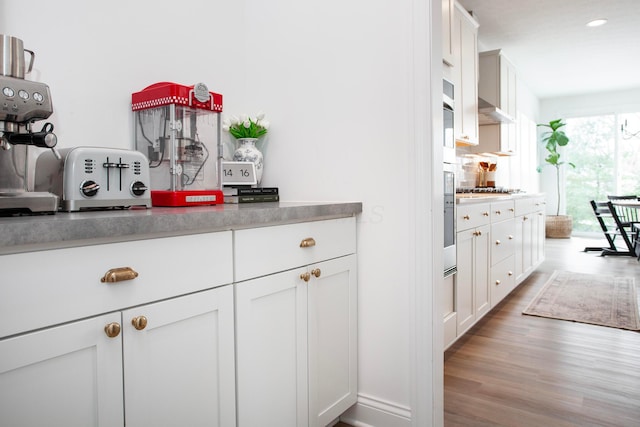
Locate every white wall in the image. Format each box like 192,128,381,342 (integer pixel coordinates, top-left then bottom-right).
540,87,640,120
1,0,441,425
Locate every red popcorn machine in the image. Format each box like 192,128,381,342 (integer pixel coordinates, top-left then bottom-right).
132,82,224,206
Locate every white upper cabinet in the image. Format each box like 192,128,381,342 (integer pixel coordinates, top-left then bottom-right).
472,49,518,155
442,0,455,66
452,2,480,146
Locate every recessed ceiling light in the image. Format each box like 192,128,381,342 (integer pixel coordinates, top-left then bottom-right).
587,18,608,27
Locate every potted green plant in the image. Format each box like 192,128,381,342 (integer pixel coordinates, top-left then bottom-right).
537,118,575,238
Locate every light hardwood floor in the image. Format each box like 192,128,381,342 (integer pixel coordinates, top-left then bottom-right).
444,236,640,426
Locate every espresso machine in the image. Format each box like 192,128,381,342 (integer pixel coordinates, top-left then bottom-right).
0,34,59,214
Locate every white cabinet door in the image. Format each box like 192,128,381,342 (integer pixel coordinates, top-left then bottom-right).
515,214,525,281
453,2,479,146
473,226,491,319
442,0,455,66
123,286,236,427
0,312,124,427
236,269,309,427
455,228,475,334
235,255,357,427
455,224,489,336
308,255,357,427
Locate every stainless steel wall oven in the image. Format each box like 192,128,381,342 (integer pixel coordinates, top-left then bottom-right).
443,78,456,277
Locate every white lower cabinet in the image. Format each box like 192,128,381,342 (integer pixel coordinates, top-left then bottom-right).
515,197,546,284
235,218,357,427
456,223,490,335
123,287,236,427
0,313,124,427
450,196,544,348
0,232,235,427
1,216,359,427
0,285,235,427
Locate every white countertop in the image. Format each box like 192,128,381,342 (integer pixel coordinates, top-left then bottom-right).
456,193,545,204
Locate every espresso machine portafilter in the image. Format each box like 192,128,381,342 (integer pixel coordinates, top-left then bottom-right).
0,34,59,214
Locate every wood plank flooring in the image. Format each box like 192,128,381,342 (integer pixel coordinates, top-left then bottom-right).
444,236,640,427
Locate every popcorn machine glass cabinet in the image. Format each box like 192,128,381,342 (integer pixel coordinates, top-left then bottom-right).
133,103,222,206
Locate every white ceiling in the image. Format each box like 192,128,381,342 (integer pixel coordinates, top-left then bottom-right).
456,0,640,99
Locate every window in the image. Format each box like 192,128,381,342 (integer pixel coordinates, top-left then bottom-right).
562,112,640,234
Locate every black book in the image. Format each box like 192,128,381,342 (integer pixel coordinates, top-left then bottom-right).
224,194,280,204
223,187,279,196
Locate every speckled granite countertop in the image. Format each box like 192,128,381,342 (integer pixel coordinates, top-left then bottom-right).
0,202,363,255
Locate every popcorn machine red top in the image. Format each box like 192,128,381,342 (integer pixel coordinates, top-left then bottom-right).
132,82,224,206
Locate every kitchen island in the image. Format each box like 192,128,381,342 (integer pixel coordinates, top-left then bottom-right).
0,201,361,427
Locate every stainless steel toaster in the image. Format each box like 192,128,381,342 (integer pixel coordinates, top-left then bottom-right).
35,146,152,211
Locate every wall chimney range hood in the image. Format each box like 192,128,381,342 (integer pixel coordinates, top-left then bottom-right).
478,97,515,125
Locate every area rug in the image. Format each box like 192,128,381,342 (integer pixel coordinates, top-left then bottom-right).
523,270,640,330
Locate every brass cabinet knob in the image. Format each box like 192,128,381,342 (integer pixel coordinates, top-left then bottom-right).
508,235,514,240
495,240,501,245
311,268,321,278
101,267,138,283
509,208,514,212
131,316,148,331
495,280,501,285
300,272,311,282
463,215,470,220
523,216,528,221
483,212,489,216
104,322,121,338
477,230,482,236
508,271,513,276
300,237,316,248
495,210,501,215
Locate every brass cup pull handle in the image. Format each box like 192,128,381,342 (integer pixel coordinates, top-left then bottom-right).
311,268,321,278
300,237,316,248
104,322,121,338
101,267,138,283
300,272,311,282
131,316,148,331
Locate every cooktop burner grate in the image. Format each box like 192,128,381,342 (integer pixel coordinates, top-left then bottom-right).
456,187,523,194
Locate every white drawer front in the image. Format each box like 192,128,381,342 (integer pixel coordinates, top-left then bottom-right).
234,217,356,281
490,200,515,222
0,232,233,338
491,218,515,265
490,255,516,306
457,203,491,231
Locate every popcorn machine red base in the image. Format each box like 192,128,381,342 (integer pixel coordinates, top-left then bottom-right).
132,82,224,206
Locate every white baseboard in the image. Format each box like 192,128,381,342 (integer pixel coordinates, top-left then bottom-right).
340,393,411,427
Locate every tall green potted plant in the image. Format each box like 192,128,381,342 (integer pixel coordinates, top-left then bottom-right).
537,118,575,238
